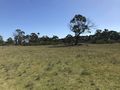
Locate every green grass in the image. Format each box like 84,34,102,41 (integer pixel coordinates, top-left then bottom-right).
0,44,120,90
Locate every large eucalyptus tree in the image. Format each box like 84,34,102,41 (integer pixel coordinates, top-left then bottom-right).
70,14,93,45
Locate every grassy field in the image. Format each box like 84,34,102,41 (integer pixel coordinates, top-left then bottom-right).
0,44,120,90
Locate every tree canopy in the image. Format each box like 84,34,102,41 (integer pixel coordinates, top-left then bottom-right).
70,14,92,45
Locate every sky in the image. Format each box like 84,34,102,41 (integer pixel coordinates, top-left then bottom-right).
0,0,120,40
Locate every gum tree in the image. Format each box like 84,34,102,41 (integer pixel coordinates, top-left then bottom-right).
70,14,93,45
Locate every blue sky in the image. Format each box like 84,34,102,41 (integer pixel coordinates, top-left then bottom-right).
0,0,120,40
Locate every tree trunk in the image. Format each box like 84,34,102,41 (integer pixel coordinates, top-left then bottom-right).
75,35,79,45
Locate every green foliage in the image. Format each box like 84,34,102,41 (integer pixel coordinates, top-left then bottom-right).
70,14,91,45
13,29,25,45
6,37,14,45
30,33,39,43
91,29,120,44
64,34,74,45
0,35,4,45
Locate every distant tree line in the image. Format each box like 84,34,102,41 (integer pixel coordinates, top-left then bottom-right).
0,28,119,46
8,29,59,46
0,14,120,46
64,29,120,45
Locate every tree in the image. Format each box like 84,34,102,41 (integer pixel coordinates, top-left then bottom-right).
37,32,40,37
0,35,4,45
40,35,50,41
94,29,102,40
64,34,74,45
7,37,14,45
101,29,109,41
23,35,30,46
39,36,51,45
52,35,59,41
30,33,39,43
108,31,120,40
13,29,25,45
70,14,92,45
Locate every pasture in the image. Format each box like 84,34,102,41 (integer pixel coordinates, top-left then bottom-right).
0,44,120,90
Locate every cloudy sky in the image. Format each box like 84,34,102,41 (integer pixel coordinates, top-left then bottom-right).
0,0,120,40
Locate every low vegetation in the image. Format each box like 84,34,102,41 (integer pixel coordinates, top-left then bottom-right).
0,44,119,90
